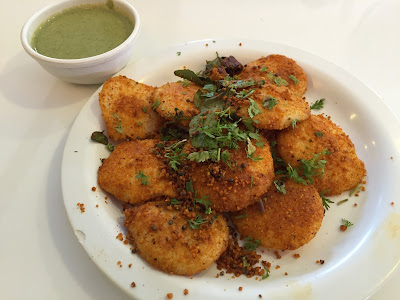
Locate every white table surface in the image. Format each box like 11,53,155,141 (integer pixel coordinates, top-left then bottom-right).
1,0,399,299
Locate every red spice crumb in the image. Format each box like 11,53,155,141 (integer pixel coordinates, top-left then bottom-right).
105,200,108,204
184,289,189,295
205,44,208,47
274,251,281,259
167,293,173,299
362,181,367,184
259,295,262,298
231,276,235,279
96,204,99,208
238,287,243,291
391,202,395,206
77,203,85,213
216,274,219,278
390,157,393,160
120,265,122,268
340,225,348,232
355,194,359,197
131,282,136,288
275,265,280,269
105,196,108,200
320,260,325,264
284,272,288,276
91,187,96,191
293,253,300,258
316,260,320,264
124,240,129,244
128,264,132,268
239,43,242,46
116,233,124,241
117,261,121,265
354,204,358,207
361,186,365,191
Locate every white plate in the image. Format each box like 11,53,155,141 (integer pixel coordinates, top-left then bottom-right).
62,39,400,300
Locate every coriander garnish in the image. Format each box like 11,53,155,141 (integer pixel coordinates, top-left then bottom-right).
113,113,123,134
187,214,207,229
289,74,299,85
349,184,362,197
262,267,270,280
320,190,334,210
242,236,261,251
315,132,323,138
310,98,325,110
152,99,161,110
248,99,261,118
234,214,248,219
136,170,149,185
292,118,299,129
262,96,277,110
337,199,349,206
273,180,286,194
342,218,354,227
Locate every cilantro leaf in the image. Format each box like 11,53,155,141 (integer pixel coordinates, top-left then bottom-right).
320,190,334,210
187,214,207,229
315,131,323,138
341,218,354,228
242,236,261,251
289,74,299,85
136,170,149,185
262,96,277,110
292,118,299,129
262,267,270,280
274,180,286,194
113,113,123,134
152,99,161,110
310,98,325,110
248,99,261,118
169,198,181,205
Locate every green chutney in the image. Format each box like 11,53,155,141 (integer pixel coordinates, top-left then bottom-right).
31,4,134,59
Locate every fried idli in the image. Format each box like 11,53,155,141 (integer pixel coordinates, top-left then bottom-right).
99,76,163,141
232,179,324,250
277,114,366,195
153,81,200,126
124,200,229,275
240,54,307,96
98,140,177,205
188,138,274,212
233,84,310,130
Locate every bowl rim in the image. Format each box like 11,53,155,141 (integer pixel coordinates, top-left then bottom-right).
20,0,140,68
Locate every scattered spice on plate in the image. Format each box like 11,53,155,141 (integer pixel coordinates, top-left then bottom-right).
274,251,281,259
275,265,280,269
293,253,300,258
167,293,173,299
183,289,189,295
391,202,395,206
238,286,243,291
77,203,85,213
128,263,132,268
116,233,123,241
130,282,136,288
